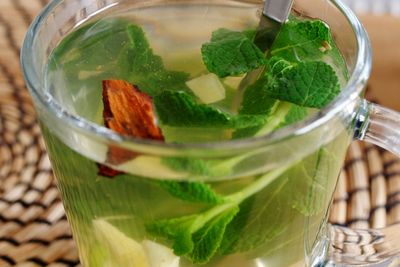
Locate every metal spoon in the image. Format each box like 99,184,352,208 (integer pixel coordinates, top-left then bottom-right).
232,0,294,110
254,0,294,51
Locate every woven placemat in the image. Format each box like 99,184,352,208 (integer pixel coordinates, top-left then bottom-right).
1,0,400,266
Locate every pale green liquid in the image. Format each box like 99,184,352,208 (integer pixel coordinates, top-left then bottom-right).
44,2,351,267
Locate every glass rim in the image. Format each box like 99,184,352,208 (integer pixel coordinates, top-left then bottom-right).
21,0,372,154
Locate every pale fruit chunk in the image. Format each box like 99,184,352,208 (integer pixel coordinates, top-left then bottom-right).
186,73,226,104
93,219,181,267
223,75,245,89
118,156,188,180
93,219,150,267
142,240,180,267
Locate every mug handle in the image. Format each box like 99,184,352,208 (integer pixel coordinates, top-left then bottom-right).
322,99,400,266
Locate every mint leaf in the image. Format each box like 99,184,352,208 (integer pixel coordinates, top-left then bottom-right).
231,115,268,129
234,74,308,139
271,20,330,62
268,57,293,77
147,166,290,264
126,25,163,72
162,158,211,176
147,215,197,255
234,102,308,139
270,20,348,80
242,29,257,40
218,198,254,254
118,25,190,96
266,60,340,108
201,28,266,78
189,207,239,264
50,19,130,69
154,91,267,129
210,28,243,42
232,126,263,139
232,77,278,139
260,103,308,134
159,181,223,204
232,20,342,138
154,91,230,127
239,78,279,116
147,206,239,264
134,70,190,96
277,104,309,129
162,155,248,179
48,19,134,120
220,177,291,254
288,148,332,216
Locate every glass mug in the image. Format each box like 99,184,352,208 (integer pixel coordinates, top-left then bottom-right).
20,0,400,266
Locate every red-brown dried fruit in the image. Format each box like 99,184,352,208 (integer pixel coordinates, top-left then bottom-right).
97,164,123,178
98,80,164,177
102,80,164,141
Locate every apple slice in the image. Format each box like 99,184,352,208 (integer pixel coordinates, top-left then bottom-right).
186,73,226,104
142,240,180,267
93,219,150,267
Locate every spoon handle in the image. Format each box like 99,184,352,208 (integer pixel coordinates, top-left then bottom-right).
263,0,294,23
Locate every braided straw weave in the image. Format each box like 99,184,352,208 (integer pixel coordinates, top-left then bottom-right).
0,0,399,266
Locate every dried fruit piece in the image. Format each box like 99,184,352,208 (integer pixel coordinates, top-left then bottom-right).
102,80,164,141
97,164,123,178
98,80,164,177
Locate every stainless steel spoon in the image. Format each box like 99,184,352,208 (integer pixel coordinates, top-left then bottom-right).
254,0,294,51
232,0,294,109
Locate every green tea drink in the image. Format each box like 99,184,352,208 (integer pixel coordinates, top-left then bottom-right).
44,3,351,267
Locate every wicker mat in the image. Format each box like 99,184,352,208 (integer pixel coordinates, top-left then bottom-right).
1,1,400,266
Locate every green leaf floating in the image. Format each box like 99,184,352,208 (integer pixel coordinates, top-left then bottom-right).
147,206,239,264
154,91,267,129
277,104,309,129
270,20,348,80
287,148,333,216
233,56,337,138
265,58,340,108
189,207,239,263
154,91,230,127
271,20,331,62
201,28,266,78
219,177,291,254
159,181,223,204
162,158,212,176
147,166,290,264
239,78,279,116
233,68,310,138
147,215,198,256
119,25,191,96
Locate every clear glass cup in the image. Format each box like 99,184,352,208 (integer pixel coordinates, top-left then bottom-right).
20,0,400,266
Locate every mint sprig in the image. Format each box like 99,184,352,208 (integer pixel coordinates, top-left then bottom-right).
159,181,223,204
154,91,267,129
270,20,348,80
220,176,290,254
238,78,279,116
201,28,266,78
287,148,332,216
270,20,331,61
154,91,229,127
146,166,290,264
265,58,340,108
233,55,338,137
162,155,249,179
234,102,309,139
118,25,191,96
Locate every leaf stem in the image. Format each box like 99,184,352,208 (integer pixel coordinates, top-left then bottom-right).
190,164,292,233
224,164,292,203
